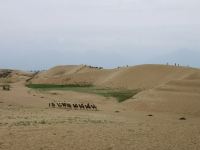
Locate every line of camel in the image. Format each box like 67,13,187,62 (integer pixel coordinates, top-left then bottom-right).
49,102,98,111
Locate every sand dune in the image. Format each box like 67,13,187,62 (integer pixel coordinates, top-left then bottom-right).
1,64,200,150
99,64,196,89
31,64,197,89
125,69,200,115
31,65,112,85
30,64,200,115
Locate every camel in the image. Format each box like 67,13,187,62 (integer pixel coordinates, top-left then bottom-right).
48,102,97,111
66,103,72,109
49,103,56,108
57,103,62,108
73,104,79,110
62,102,67,108
78,104,85,110
90,104,97,110
85,103,91,110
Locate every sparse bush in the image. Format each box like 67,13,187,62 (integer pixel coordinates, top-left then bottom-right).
40,120,46,124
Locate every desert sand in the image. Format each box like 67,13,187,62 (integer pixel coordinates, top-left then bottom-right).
1,64,200,150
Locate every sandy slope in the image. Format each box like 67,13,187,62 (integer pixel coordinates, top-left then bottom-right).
31,65,113,85
99,64,196,89
1,81,200,150
125,71,200,115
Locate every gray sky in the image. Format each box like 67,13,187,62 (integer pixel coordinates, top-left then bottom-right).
0,0,200,70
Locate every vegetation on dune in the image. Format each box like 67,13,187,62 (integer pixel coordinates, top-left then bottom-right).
26,84,140,102
26,83,93,89
96,89,139,103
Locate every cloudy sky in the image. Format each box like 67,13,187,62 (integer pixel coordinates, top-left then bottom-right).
0,0,200,70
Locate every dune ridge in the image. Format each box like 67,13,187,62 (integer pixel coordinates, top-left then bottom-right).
30,64,198,89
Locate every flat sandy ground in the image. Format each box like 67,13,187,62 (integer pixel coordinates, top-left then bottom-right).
0,82,200,150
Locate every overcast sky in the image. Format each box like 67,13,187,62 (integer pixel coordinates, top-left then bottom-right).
0,0,200,70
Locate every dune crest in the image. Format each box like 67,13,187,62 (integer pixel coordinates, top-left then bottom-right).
30,64,197,89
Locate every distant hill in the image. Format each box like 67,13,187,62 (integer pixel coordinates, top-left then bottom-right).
0,69,33,83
